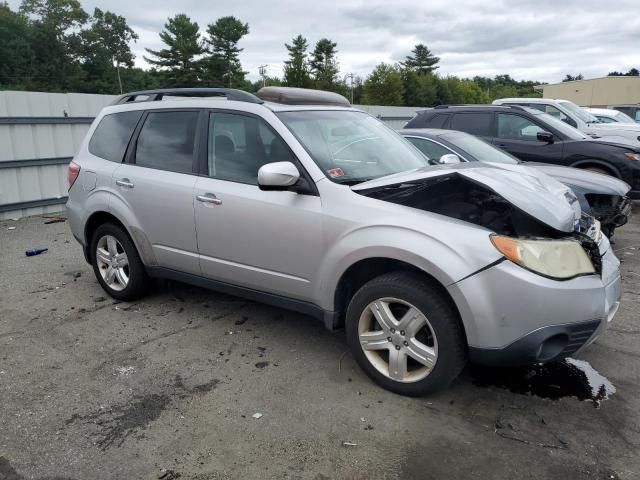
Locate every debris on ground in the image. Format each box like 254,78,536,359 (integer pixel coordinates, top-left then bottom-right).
93,296,106,303
252,413,263,419
43,216,66,224
158,469,181,479
25,248,48,257
255,361,269,369
7,227,16,231
343,441,358,447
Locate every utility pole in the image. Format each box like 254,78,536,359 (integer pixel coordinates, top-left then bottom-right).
258,65,268,88
345,73,355,103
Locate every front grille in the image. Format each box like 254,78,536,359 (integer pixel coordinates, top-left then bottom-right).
560,320,601,357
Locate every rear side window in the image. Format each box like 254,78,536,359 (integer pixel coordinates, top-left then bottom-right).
134,111,199,174
407,113,449,128
89,111,142,162
450,113,493,136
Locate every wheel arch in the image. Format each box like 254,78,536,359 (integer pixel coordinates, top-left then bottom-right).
569,159,622,178
331,257,467,346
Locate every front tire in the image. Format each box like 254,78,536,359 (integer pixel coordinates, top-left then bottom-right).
90,223,147,301
346,272,466,396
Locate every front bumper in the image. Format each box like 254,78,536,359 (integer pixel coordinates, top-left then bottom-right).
448,242,621,366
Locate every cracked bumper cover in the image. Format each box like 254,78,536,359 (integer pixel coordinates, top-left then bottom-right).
448,243,621,366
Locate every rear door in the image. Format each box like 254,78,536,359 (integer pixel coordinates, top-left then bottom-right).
491,112,565,164
112,109,202,274
448,112,494,141
193,110,323,301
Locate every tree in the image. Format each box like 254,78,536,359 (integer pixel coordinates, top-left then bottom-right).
608,68,639,77
19,0,89,90
362,63,404,105
402,70,438,106
0,2,32,88
78,8,138,93
283,34,311,88
204,16,249,88
310,38,339,91
402,44,439,74
144,14,204,87
562,73,583,82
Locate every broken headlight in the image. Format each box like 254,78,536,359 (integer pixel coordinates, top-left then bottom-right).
490,235,595,279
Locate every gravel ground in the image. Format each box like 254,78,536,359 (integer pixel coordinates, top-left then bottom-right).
0,207,639,480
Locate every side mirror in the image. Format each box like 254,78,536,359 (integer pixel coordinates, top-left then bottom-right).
258,161,300,191
537,131,554,144
438,153,461,164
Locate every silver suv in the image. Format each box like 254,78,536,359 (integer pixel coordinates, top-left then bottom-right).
66,87,622,396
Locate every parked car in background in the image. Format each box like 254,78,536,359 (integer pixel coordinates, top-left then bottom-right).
585,108,638,124
492,98,640,146
404,104,640,199
66,87,621,396
399,128,632,238
608,104,640,123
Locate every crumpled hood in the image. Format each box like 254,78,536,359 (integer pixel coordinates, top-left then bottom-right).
526,162,631,196
352,162,580,232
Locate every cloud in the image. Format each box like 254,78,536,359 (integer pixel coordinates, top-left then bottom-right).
7,0,640,83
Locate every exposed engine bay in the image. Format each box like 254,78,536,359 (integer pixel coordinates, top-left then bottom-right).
358,173,603,274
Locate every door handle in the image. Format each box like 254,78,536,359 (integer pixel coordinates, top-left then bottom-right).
116,178,134,188
196,193,222,205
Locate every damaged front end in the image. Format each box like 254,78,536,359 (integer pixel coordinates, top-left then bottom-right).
354,166,603,280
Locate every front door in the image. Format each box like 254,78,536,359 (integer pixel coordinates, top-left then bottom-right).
112,109,201,274
194,111,323,301
491,112,565,165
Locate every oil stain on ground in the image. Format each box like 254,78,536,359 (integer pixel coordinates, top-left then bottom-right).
64,376,220,450
471,357,616,407
0,456,76,480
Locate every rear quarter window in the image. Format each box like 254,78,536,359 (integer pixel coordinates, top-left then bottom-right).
407,112,450,128
89,111,143,162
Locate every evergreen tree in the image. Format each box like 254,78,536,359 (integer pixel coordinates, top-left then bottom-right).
310,38,339,91
283,34,311,87
204,16,249,88
362,63,404,105
144,14,204,87
402,44,439,74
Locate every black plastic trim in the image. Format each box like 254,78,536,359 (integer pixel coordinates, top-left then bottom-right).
112,88,263,105
469,319,601,366
145,266,339,330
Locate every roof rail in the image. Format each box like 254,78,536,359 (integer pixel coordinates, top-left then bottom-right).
433,103,528,112
110,88,264,105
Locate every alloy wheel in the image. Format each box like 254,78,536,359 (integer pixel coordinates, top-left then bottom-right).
95,235,129,292
358,297,438,383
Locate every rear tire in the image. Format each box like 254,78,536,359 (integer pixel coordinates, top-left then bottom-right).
90,223,147,301
345,271,467,396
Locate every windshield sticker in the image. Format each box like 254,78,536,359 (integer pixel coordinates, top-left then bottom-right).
327,167,345,178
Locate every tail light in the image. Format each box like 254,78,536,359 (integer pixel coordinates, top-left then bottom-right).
68,161,81,190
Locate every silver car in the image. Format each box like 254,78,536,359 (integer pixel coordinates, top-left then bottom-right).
66,87,622,396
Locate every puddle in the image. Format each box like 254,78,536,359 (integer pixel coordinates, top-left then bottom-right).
471,358,616,407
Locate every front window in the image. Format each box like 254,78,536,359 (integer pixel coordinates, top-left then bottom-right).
532,111,589,140
557,100,600,124
277,110,429,184
439,131,519,164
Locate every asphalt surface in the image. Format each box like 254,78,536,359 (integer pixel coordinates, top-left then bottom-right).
0,208,639,480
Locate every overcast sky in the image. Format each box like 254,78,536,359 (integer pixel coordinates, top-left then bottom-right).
8,0,640,83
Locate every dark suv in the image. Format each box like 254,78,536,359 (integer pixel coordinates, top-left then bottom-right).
405,105,640,198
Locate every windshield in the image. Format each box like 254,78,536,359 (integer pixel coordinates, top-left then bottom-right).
534,111,589,140
612,111,637,123
277,110,429,183
558,100,600,124
439,131,519,164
